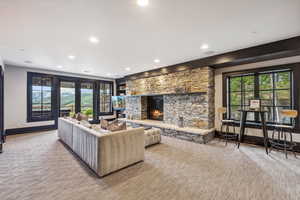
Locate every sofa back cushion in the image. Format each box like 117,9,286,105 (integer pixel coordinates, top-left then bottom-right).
80,120,92,128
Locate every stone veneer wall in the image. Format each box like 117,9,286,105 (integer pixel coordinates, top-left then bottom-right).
164,93,212,129
125,66,215,129
125,96,142,119
127,67,213,95
125,96,148,120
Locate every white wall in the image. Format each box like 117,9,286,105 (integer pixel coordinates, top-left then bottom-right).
214,55,300,142
4,65,115,130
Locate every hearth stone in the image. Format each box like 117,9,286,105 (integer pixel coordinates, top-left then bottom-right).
126,120,215,144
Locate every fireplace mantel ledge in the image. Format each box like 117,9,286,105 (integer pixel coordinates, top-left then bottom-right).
125,91,207,97
119,119,215,135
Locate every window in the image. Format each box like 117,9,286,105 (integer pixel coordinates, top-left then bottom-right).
228,75,255,121
28,73,54,122
80,82,94,119
28,72,114,122
259,71,292,123
99,81,113,114
226,69,293,124
60,81,76,117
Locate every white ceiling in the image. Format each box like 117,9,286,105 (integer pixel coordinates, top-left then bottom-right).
0,0,299,78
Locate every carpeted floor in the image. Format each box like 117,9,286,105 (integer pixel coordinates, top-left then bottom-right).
0,131,299,200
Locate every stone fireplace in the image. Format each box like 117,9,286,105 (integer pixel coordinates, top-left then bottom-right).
147,96,164,121
125,67,215,130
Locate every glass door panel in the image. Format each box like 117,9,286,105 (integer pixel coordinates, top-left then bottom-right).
80,82,94,120
60,81,76,117
99,82,112,113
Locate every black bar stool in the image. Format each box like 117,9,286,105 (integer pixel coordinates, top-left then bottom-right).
269,109,297,158
217,107,238,146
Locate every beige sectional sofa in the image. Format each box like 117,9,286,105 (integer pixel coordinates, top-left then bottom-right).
58,118,145,177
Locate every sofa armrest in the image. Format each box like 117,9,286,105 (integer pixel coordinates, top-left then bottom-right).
97,127,145,176
58,118,74,147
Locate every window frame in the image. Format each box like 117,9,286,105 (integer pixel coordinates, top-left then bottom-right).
227,74,256,122
79,80,97,120
98,80,114,116
58,78,77,118
27,72,114,123
223,64,297,128
257,70,293,124
27,72,55,122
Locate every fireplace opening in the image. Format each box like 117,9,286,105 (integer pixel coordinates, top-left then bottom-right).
147,96,163,121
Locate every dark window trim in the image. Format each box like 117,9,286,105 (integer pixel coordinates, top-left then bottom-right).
27,72,55,122
98,80,114,116
27,72,114,123
222,63,300,133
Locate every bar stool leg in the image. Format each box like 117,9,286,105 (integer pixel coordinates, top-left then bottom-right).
233,124,237,145
269,129,275,154
289,130,297,158
284,131,287,159
225,124,229,146
220,123,224,142
278,129,281,145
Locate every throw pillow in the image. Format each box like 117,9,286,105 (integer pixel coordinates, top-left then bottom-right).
100,118,109,130
76,113,89,121
107,122,127,132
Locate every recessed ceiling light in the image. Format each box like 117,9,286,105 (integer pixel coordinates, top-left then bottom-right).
106,73,112,76
68,55,75,60
154,59,160,63
89,36,99,44
57,65,63,69
137,0,149,7
125,67,131,71
200,44,209,50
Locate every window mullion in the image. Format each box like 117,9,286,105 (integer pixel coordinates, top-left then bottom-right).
227,77,231,120
272,73,276,123
254,73,260,122
41,78,44,120
241,77,244,109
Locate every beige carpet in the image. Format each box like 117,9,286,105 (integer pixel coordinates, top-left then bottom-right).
0,131,299,200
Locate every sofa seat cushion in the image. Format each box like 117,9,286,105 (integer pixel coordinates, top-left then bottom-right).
145,128,162,147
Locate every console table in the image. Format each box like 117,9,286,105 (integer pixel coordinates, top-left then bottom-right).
237,110,269,154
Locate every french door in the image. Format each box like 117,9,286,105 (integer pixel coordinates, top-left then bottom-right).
58,79,96,121
59,80,77,117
